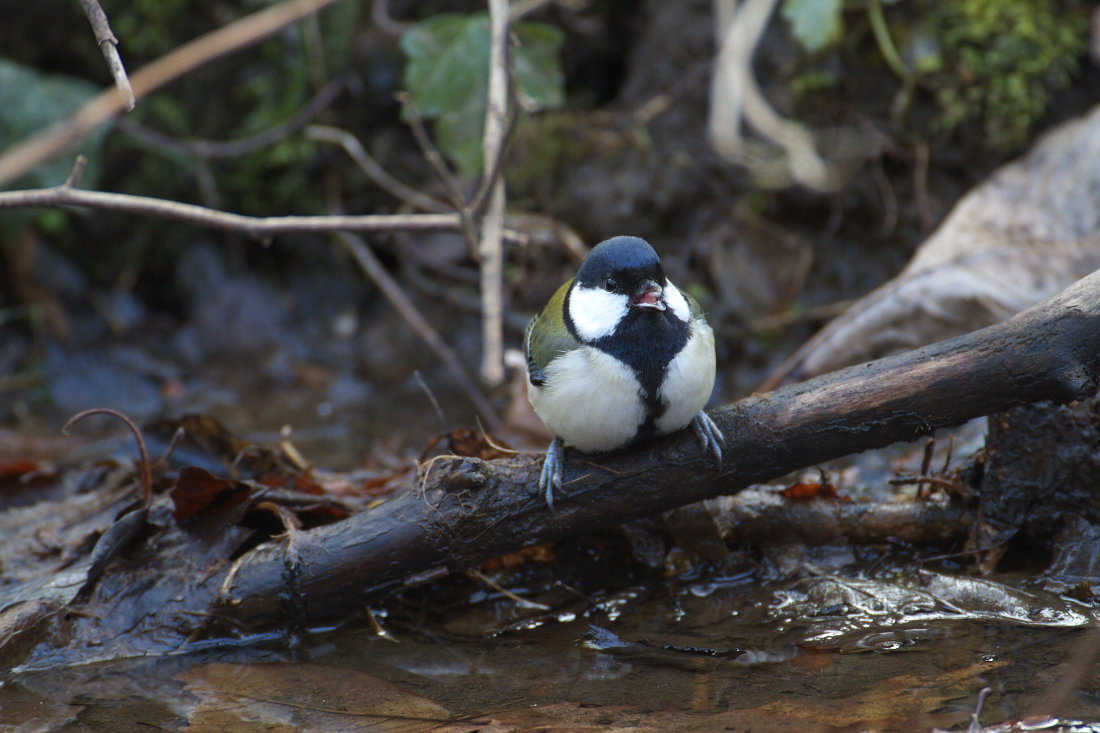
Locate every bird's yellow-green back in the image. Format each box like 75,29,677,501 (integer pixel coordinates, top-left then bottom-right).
525,278,580,378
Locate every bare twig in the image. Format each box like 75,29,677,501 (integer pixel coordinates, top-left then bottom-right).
397,93,478,231
62,407,152,503
466,567,551,610
0,159,534,243
117,79,346,160
413,370,449,429
306,125,449,213
467,106,519,216
336,232,505,434
370,0,411,36
478,0,511,387
64,155,89,187
917,437,935,497
913,141,935,231
78,0,135,112
0,0,344,188
0,167,465,238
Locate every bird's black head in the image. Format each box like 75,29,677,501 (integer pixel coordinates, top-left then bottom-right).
565,235,690,347
575,236,667,298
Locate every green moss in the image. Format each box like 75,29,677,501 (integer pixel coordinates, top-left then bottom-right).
928,0,1086,150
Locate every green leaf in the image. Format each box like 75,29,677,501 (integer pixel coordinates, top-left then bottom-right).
400,13,564,179
0,59,108,189
781,0,844,53
513,23,565,111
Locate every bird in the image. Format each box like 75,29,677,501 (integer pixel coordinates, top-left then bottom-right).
524,235,724,511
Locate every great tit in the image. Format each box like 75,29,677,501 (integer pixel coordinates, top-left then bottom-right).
525,235,724,510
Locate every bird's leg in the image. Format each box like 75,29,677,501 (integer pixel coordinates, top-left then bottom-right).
538,436,565,512
692,411,724,467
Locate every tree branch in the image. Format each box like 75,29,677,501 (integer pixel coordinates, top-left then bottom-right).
217,267,1100,627
117,79,346,160
78,0,135,112
477,0,511,386
0,182,465,239
306,125,450,213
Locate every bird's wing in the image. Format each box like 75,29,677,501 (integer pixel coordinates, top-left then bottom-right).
683,288,708,322
525,279,579,386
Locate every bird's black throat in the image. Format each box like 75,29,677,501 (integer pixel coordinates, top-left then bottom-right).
591,308,690,441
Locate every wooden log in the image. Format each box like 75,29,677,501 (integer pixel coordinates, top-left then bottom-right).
218,269,1100,627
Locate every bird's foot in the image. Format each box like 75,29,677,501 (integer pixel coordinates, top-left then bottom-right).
692,411,725,467
538,436,565,512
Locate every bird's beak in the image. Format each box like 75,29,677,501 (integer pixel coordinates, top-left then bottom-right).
631,279,666,310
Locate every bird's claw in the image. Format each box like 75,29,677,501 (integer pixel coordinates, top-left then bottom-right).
538,436,565,512
692,411,725,468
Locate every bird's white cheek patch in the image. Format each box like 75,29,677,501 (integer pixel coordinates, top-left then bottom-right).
568,287,629,342
663,281,691,323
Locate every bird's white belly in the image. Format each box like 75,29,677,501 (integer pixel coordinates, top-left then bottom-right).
528,346,645,452
656,322,716,435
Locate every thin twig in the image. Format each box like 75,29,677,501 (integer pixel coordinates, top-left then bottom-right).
913,142,935,232
370,0,411,36
867,0,909,81
365,606,398,642
478,0,511,387
0,0,344,187
116,78,346,160
467,106,519,216
64,156,89,187
397,92,480,249
62,408,152,503
413,370,449,430
78,0,135,112
917,438,935,498
0,160,532,242
306,125,449,213
466,567,551,610
336,232,505,434
0,173,463,238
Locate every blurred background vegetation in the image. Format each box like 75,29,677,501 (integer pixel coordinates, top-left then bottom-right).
0,0,1096,446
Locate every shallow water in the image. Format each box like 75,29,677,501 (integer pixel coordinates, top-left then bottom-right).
4,564,1100,732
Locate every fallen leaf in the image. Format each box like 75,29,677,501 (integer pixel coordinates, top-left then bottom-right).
170,466,252,523
0,460,39,480
781,481,842,501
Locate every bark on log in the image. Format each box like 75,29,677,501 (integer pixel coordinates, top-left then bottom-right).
218,269,1100,628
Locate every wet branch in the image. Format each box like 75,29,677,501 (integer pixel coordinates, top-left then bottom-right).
219,267,1100,627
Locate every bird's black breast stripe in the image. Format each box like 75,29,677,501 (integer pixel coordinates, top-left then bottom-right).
592,310,690,441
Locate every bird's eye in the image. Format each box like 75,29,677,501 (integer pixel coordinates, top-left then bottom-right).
603,276,618,292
